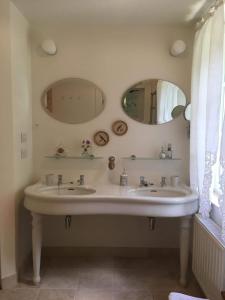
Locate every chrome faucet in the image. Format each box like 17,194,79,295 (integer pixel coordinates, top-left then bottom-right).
57,174,73,188
140,176,147,187
160,176,166,187
77,175,85,186
139,176,154,187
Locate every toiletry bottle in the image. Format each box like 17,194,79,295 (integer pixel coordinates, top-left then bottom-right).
120,169,128,186
159,146,166,159
167,143,173,159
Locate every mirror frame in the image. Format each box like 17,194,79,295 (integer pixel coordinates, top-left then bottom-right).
121,79,187,125
41,78,106,124
184,103,191,121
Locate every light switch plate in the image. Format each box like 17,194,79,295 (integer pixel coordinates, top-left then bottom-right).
21,132,27,143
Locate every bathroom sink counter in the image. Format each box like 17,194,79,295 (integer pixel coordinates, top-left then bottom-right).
24,182,198,286
24,183,198,217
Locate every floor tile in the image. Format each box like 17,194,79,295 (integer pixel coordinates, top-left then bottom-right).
0,288,39,300
112,269,153,291
78,268,114,290
76,257,114,270
152,293,169,300
41,267,79,289
113,257,178,271
76,288,113,300
37,289,75,300
113,290,153,300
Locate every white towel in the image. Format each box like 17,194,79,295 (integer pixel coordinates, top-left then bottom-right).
169,293,208,300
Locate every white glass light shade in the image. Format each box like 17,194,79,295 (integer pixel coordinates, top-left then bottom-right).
41,39,57,55
170,40,186,57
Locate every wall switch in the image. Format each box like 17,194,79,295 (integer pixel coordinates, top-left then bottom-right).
21,132,27,143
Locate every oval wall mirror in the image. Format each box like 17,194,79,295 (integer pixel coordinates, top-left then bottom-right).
41,78,105,124
122,79,187,125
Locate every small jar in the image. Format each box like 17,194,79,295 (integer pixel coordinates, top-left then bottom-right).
171,175,180,187
45,174,55,186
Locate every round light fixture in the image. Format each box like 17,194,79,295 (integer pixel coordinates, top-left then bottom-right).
41,39,57,55
170,40,186,57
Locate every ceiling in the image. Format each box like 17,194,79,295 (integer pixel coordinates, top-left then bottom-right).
11,0,213,26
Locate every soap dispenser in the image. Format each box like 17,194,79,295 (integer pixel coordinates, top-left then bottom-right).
120,169,128,186
167,143,173,159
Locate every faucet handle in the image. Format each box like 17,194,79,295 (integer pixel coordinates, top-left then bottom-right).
77,174,85,185
140,176,148,187
161,176,166,187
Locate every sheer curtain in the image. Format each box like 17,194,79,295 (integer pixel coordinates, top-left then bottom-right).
220,113,225,239
190,5,224,222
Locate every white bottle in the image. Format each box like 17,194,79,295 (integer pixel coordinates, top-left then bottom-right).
120,169,128,186
167,143,173,159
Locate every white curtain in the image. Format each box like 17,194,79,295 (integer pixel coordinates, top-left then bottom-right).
157,80,186,124
220,114,225,240
190,6,224,218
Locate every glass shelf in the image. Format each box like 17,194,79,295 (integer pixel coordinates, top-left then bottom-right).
45,155,103,160
123,156,181,161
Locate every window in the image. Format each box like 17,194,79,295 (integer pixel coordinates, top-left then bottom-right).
210,22,225,217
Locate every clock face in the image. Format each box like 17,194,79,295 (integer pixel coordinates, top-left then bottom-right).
112,120,128,136
93,131,109,146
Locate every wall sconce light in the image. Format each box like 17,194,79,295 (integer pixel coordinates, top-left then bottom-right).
41,39,57,55
170,40,187,57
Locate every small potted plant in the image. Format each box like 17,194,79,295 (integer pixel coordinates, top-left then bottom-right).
81,139,92,158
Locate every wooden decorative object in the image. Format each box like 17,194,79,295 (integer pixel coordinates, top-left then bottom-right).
93,131,109,146
108,156,115,170
112,120,128,136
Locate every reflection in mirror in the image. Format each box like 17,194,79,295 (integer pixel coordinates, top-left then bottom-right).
122,79,186,125
42,78,105,124
184,103,191,121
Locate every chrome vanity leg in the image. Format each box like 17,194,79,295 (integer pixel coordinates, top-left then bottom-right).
31,212,42,284
179,215,192,286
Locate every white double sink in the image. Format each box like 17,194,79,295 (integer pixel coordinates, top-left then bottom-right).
25,183,197,217
36,185,187,198
24,182,198,286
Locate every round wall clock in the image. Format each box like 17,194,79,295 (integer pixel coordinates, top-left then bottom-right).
112,120,128,136
93,131,109,146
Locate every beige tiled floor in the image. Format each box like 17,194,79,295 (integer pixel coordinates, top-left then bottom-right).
0,256,205,300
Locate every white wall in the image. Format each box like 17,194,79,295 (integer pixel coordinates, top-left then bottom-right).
0,0,16,281
0,0,32,283
32,25,194,249
10,2,33,271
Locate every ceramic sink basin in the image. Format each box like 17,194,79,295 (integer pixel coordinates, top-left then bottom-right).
129,187,187,198
39,185,96,196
